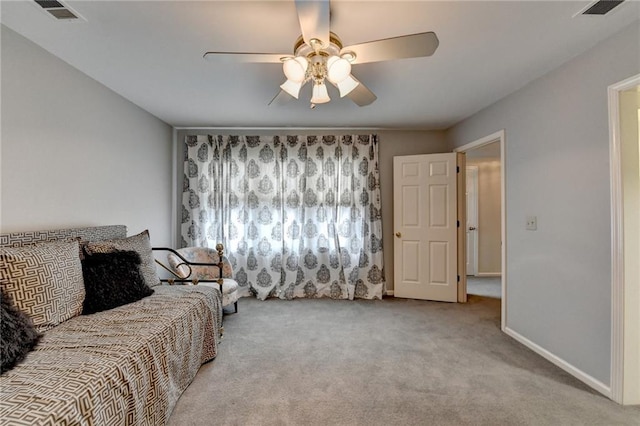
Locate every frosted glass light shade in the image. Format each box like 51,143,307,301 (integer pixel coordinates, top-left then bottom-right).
336,75,359,97
283,57,308,83
311,83,330,104
326,56,351,84
280,79,303,99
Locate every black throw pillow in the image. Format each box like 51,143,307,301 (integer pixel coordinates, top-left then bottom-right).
1,289,42,374
81,250,154,315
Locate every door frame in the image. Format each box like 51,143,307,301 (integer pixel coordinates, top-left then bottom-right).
608,73,640,405
454,129,506,331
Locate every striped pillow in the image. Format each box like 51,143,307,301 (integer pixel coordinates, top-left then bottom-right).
0,240,85,332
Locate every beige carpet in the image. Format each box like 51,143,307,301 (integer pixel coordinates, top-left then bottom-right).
169,295,639,425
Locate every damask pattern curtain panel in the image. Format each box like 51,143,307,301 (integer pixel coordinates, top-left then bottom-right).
181,134,384,300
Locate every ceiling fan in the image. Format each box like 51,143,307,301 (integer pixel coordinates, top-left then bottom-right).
203,0,439,108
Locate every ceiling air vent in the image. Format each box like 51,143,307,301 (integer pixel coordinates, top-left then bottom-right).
579,0,625,16
33,0,85,21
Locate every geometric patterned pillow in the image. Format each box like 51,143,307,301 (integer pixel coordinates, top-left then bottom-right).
0,240,85,333
83,230,161,287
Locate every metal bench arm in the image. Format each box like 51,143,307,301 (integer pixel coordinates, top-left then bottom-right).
152,246,225,285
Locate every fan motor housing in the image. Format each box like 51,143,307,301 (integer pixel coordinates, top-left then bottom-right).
294,32,344,59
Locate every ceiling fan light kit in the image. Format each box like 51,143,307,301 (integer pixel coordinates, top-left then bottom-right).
326,56,351,84
203,0,439,109
311,82,331,104
282,56,308,83
336,75,359,98
278,32,359,106
280,79,303,99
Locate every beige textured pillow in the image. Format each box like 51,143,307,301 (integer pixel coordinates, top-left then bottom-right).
83,230,161,287
0,240,85,332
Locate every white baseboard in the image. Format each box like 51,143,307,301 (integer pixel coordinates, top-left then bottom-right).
385,290,394,296
475,272,502,277
504,327,611,398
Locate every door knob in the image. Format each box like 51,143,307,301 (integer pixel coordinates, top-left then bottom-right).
395,232,402,238
468,226,477,231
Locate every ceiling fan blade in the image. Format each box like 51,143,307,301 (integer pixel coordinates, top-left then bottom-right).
268,90,295,106
295,0,330,47
347,77,377,107
203,52,285,64
343,32,439,65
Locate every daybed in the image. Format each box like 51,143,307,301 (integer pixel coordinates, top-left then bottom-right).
0,225,223,425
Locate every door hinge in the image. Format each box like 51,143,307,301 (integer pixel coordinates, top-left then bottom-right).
457,166,460,173
457,275,460,282
457,220,460,228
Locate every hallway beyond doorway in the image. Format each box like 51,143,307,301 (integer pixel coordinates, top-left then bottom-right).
467,276,501,299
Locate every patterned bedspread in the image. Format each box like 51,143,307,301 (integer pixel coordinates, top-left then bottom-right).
0,285,222,426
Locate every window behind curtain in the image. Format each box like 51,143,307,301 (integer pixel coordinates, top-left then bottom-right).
182,134,385,300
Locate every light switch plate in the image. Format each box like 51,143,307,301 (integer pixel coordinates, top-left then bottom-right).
526,216,537,231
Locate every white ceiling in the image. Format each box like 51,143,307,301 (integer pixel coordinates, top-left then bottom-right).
2,1,638,129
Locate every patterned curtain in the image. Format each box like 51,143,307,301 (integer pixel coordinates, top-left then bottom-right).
181,134,384,300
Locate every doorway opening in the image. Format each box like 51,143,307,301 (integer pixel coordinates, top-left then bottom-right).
465,144,501,299
455,130,506,330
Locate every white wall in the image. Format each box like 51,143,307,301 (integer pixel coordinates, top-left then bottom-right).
467,158,501,275
0,26,174,246
175,129,449,293
447,22,640,388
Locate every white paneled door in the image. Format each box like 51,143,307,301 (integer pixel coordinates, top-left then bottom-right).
393,153,458,302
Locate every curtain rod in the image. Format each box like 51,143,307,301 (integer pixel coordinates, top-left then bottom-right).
172,126,438,131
